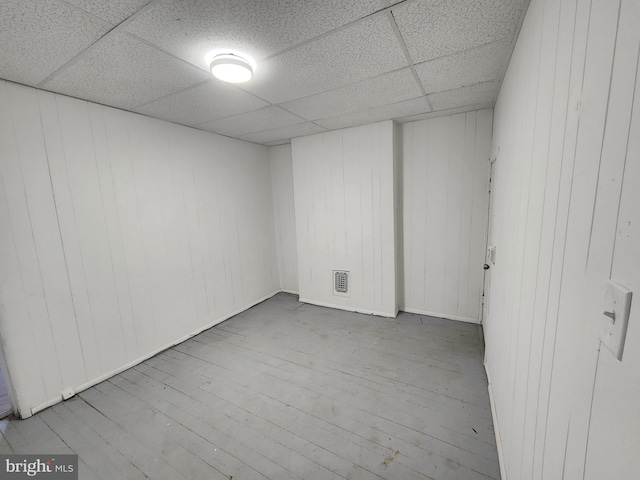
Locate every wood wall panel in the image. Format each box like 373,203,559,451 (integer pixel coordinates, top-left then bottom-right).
0,81,279,417
486,0,640,478
291,122,397,317
400,110,493,323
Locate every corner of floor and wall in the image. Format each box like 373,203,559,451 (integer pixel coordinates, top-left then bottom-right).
1,0,639,478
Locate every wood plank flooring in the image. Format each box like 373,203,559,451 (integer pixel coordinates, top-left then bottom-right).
0,293,499,479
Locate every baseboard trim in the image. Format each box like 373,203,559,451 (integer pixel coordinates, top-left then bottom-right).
400,307,480,324
485,365,507,480
298,297,396,318
28,290,281,418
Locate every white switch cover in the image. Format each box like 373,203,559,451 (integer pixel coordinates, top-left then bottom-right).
487,245,496,265
601,280,632,360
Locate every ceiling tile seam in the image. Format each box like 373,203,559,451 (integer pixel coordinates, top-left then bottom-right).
425,80,499,105
105,0,164,30
425,95,434,111
264,64,416,110
259,0,418,62
231,88,290,112
423,78,502,97
107,42,286,110
257,105,309,124
192,107,309,133
218,67,423,123
395,0,530,95
411,35,517,70
403,33,519,102
36,0,165,89
396,102,495,123
385,10,431,110
129,75,302,126
386,10,414,66
37,2,421,107
274,105,329,124
195,127,267,146
238,120,325,140
25,82,200,133
120,31,211,74
129,78,214,111
315,94,429,124
35,24,116,88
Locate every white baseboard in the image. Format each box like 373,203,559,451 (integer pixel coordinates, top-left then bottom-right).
485,366,507,480
298,297,397,318
28,290,281,418
280,289,299,295
400,307,480,324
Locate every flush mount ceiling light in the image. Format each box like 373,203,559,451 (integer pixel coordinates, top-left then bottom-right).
210,52,254,83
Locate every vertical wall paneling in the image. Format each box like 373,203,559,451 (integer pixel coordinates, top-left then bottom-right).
394,123,404,315
400,110,492,323
486,0,640,478
0,84,63,415
269,145,299,294
292,121,397,317
425,118,448,315
0,80,279,416
584,5,640,473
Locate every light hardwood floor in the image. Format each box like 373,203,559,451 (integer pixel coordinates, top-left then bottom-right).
0,293,499,479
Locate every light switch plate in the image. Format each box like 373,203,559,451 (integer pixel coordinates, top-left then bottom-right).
487,245,496,265
601,280,632,361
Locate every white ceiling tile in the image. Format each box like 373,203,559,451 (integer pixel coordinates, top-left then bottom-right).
242,14,408,104
396,104,494,124
0,0,111,86
135,80,268,126
415,38,513,94
198,106,303,137
393,0,527,63
315,96,430,131
0,0,521,136
280,68,421,121
64,0,153,25
41,32,210,110
125,0,384,68
241,122,326,144
428,81,499,111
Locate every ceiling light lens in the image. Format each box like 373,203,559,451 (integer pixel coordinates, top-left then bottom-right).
210,54,253,83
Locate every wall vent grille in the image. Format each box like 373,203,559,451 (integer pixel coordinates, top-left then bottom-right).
333,270,349,296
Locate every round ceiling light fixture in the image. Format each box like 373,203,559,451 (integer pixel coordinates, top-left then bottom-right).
210,52,254,83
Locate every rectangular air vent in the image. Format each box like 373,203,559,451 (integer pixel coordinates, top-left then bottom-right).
333,270,350,296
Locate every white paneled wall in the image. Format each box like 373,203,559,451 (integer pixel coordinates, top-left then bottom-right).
269,144,298,293
292,121,397,317
400,110,492,323
486,0,640,478
0,81,279,417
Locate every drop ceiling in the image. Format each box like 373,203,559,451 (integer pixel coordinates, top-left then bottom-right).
0,0,529,146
